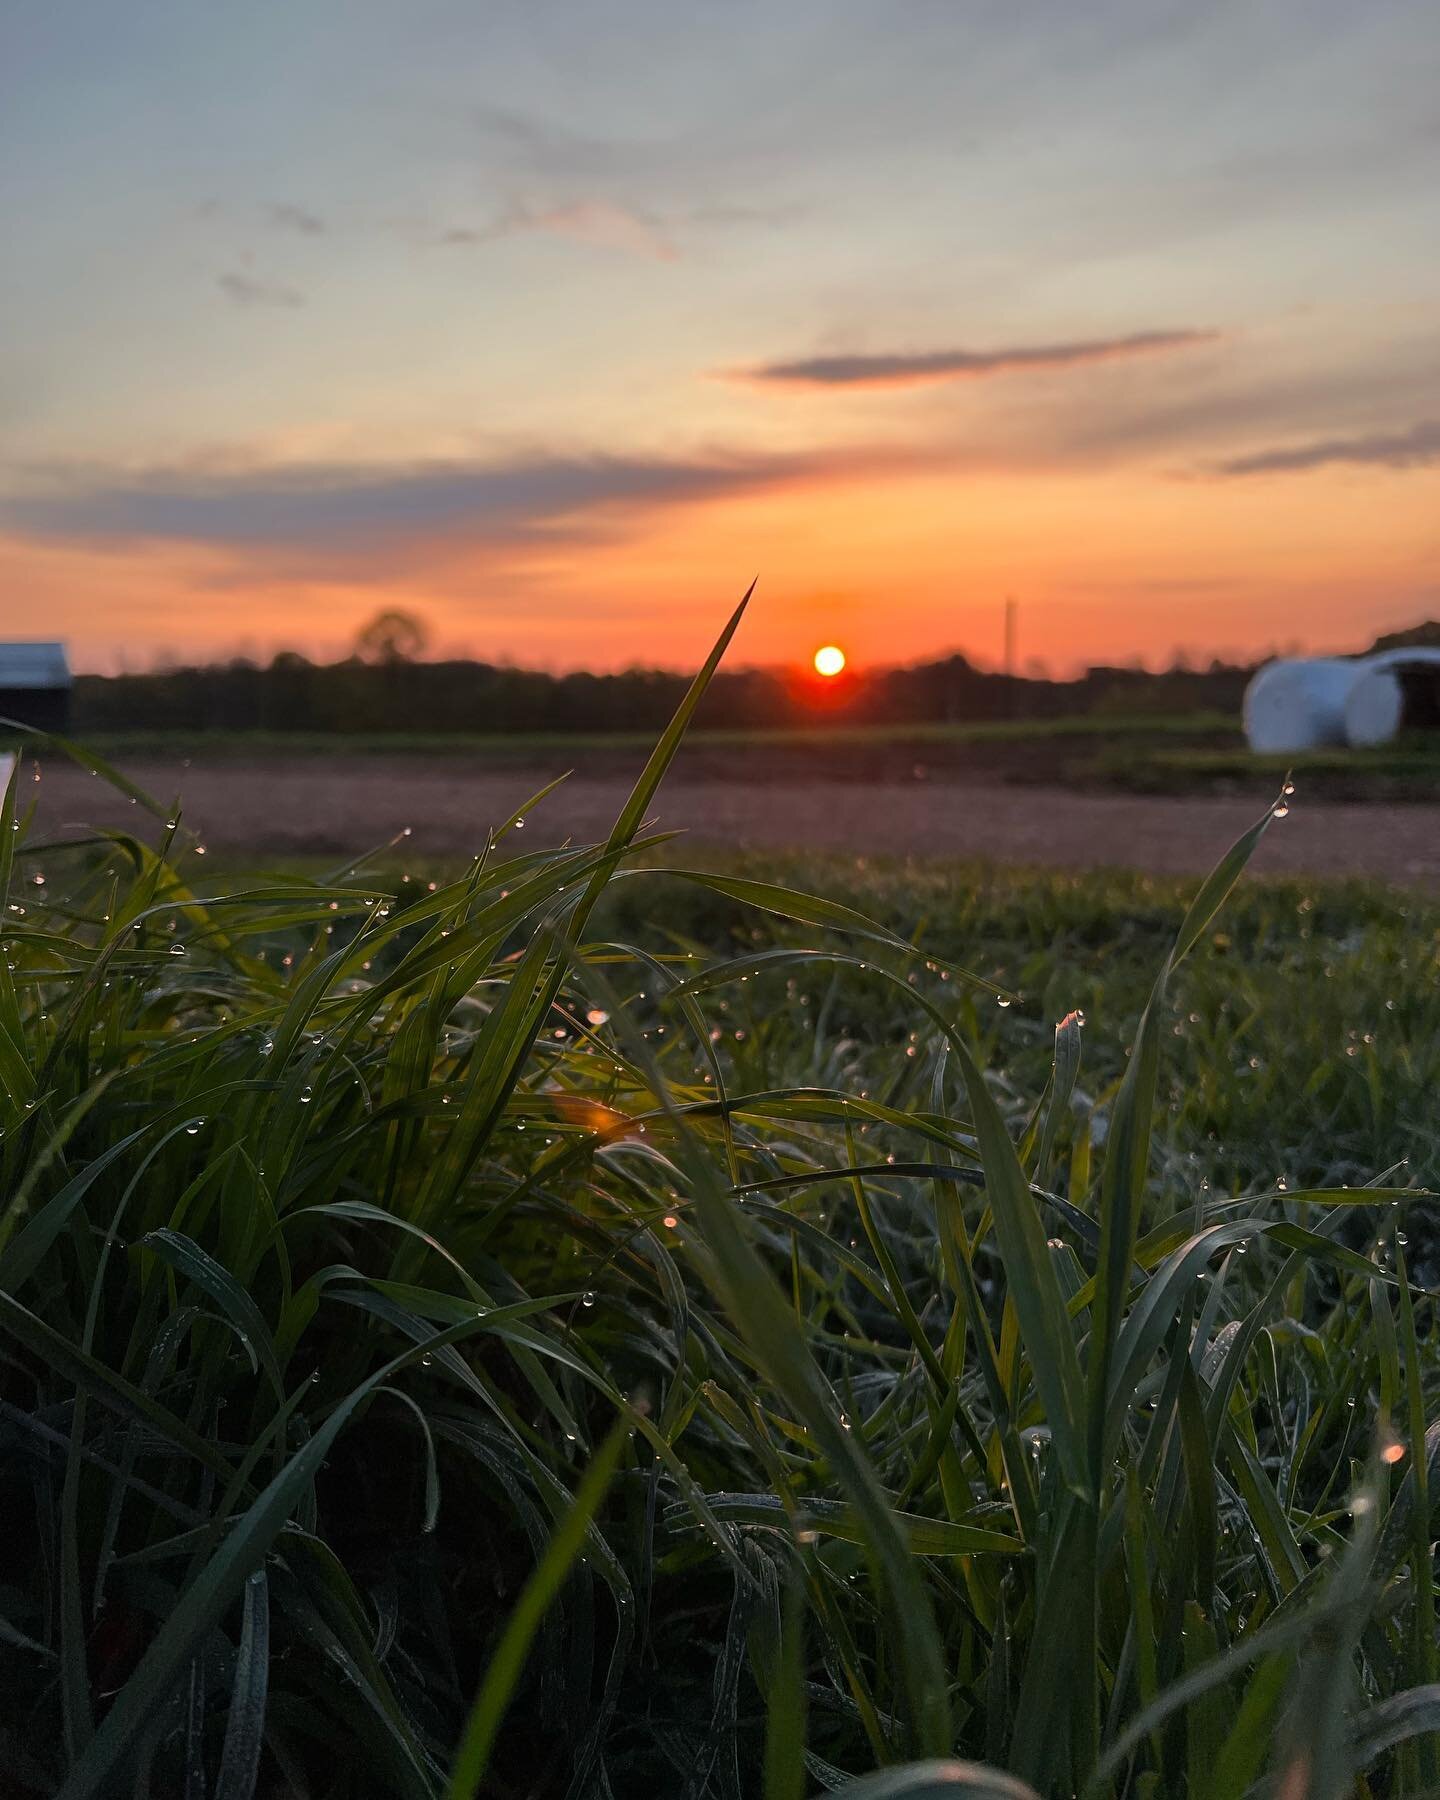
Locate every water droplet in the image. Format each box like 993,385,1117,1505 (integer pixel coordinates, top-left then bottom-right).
662,1214,679,1230
1272,802,1290,819
514,817,526,830
185,1121,201,1135
581,1291,596,1308
586,1008,609,1026
169,943,186,956
996,995,1011,1008
299,1086,313,1104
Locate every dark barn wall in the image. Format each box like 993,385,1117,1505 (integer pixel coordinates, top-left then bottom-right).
0,688,72,732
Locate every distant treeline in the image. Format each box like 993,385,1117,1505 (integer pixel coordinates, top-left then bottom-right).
71,651,1258,736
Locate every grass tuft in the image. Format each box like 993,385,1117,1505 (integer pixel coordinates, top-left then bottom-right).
2,610,1438,1796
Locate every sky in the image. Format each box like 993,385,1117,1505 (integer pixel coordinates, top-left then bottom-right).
2,0,1437,676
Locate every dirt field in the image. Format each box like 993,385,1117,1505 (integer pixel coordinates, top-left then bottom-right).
25,751,1440,887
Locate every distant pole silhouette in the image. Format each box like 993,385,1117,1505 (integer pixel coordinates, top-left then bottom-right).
1004,596,1018,719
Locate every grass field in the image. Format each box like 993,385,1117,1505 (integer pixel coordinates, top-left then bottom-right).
65,713,1239,762
49,713,1440,806
5,632,1440,1798
1097,741,1440,802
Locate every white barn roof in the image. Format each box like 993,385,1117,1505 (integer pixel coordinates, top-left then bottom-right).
0,642,71,689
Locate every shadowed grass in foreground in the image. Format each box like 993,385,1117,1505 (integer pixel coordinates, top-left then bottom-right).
2,605,1439,1797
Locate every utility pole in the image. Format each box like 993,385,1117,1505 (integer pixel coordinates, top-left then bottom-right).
1004,596,1018,719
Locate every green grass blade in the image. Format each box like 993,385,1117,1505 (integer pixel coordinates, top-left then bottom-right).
444,1414,631,1800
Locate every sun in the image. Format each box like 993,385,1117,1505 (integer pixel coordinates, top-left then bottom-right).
813,644,847,678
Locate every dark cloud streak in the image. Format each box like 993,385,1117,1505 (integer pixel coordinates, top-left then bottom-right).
1210,419,1440,476
266,202,325,235
217,271,305,309
735,329,1220,388
0,450,819,550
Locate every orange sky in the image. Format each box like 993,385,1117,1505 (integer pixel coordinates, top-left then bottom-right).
3,4,1437,674
4,451,1432,676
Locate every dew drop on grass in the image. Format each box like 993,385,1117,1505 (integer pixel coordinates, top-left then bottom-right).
1272,802,1290,819
169,943,185,957
185,1122,201,1135
514,817,525,830
581,1291,596,1308
299,1086,313,1104
996,995,1012,1008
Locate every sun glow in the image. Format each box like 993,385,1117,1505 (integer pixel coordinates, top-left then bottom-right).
813,644,846,678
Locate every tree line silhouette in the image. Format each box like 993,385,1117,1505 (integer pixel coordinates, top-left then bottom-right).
70,650,1258,736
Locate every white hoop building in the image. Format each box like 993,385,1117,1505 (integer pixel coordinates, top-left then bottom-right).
1243,650,1440,753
